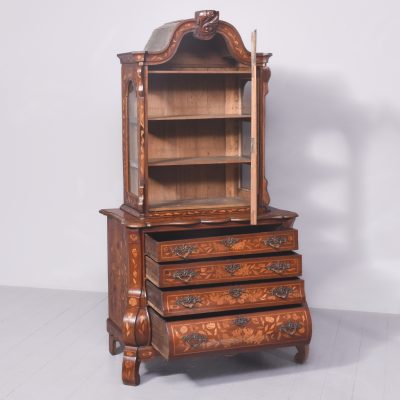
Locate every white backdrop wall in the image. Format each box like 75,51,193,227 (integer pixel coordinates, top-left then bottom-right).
1,0,399,314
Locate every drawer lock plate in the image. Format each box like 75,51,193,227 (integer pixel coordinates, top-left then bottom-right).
279,320,302,336
176,295,202,309
183,333,208,348
263,236,287,249
271,286,293,299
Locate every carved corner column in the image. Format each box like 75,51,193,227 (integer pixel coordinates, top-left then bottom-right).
122,229,154,386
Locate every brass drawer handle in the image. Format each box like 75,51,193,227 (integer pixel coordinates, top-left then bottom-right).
271,286,293,299
263,236,287,249
172,269,197,282
224,263,241,275
183,333,208,348
171,244,197,259
233,317,250,327
229,288,244,298
176,295,202,309
221,237,240,248
267,262,291,274
279,320,302,336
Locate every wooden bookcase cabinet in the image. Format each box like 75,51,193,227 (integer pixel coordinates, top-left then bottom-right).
119,11,271,217
101,10,311,387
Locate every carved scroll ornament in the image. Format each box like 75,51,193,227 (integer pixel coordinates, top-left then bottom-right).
194,10,219,40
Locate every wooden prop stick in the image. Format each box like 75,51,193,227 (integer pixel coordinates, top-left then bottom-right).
250,30,258,225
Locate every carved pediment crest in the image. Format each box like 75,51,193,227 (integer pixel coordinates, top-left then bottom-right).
194,10,219,40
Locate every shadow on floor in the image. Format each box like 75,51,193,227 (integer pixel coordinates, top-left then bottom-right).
140,307,399,386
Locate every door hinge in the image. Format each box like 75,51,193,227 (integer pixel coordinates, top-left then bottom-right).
251,138,256,154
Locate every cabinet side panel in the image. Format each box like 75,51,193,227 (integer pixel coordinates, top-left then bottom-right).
145,256,161,286
107,217,129,329
149,309,170,358
145,281,163,314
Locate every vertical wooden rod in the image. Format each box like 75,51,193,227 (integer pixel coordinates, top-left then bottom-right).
250,30,258,225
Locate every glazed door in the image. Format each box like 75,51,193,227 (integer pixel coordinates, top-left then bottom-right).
123,63,145,212
128,80,139,197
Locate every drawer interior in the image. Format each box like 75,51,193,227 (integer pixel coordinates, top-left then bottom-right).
148,250,299,265
146,224,290,242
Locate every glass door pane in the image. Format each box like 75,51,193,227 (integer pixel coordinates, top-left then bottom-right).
128,81,138,195
240,80,251,190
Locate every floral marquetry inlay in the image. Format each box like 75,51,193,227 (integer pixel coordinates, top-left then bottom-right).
170,309,311,356
161,256,301,287
164,281,304,315
160,231,296,261
145,18,268,66
130,246,139,287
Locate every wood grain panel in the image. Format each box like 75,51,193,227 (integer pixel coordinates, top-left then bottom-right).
146,279,305,317
149,305,312,358
145,229,298,262
145,252,302,288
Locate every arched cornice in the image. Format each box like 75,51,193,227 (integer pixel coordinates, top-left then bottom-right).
118,13,271,66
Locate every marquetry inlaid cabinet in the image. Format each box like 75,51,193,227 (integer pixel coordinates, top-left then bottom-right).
100,10,312,386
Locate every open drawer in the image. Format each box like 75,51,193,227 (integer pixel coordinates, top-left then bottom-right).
146,252,302,288
145,226,298,262
146,278,305,317
149,305,312,358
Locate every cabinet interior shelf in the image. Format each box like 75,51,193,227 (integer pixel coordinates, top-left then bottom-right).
148,196,249,211
148,155,250,167
148,69,251,75
148,114,251,121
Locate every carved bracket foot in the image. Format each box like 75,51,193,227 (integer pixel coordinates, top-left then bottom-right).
107,318,124,355
122,346,141,386
294,344,309,364
109,334,118,355
109,333,124,355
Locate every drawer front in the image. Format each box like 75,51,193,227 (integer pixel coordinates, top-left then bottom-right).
145,229,298,262
146,279,305,317
146,253,302,288
150,306,311,358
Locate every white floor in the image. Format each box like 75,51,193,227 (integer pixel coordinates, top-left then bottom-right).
0,286,399,400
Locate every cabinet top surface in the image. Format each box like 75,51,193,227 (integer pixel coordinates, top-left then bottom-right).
100,207,297,229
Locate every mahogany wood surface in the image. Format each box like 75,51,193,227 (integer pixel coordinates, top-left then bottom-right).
100,10,312,387
117,9,271,216
144,228,298,262
250,30,257,224
100,206,298,228
145,252,302,288
146,279,305,317
149,305,312,359
148,155,250,166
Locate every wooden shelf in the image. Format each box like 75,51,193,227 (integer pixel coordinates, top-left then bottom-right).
148,197,249,211
149,68,251,75
148,114,251,121
148,156,250,167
